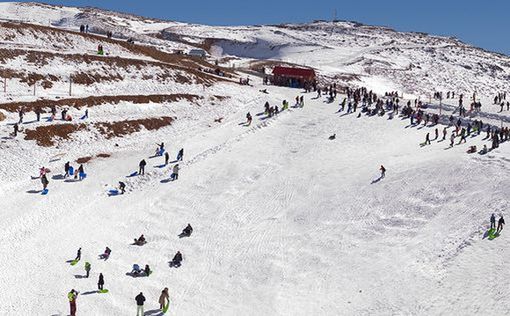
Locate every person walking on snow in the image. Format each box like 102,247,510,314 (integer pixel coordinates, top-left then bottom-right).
75,248,81,261
497,216,505,234
159,287,169,310
98,273,104,290
41,174,49,190
75,164,84,180
246,112,252,126
164,152,170,165
64,161,70,178
119,181,126,194
424,133,431,145
84,262,91,278
136,292,146,316
380,165,386,178
490,213,496,230
171,164,180,181
177,148,184,161
68,289,78,316
139,159,147,175
450,132,456,147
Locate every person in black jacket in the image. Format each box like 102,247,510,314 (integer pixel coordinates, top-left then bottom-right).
170,251,183,267
98,273,104,290
135,292,146,316
176,148,184,161
182,224,193,237
64,162,70,178
139,160,146,175
497,216,505,234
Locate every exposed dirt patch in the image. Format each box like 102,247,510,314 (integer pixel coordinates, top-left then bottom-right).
95,116,174,139
76,156,93,164
0,112,5,122
0,94,202,112
24,123,87,147
24,116,174,147
75,153,110,164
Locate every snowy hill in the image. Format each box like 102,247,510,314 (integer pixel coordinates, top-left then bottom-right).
1,2,510,315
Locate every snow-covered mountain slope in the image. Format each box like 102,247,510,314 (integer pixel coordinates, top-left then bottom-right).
1,2,510,315
166,22,510,96
2,2,509,97
2,84,510,315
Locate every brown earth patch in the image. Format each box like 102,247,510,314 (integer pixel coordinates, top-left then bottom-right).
24,116,174,147
96,153,111,158
24,123,87,147
76,156,93,164
0,111,5,122
0,94,202,112
95,116,174,139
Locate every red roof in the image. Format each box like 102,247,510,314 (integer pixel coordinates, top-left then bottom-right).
272,66,316,78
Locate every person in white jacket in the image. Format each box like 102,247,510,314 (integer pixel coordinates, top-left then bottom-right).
171,164,180,181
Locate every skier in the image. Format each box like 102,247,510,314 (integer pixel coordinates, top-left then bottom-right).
176,148,184,161
490,213,496,230
136,292,146,316
84,262,91,278
380,165,386,179
159,287,169,310
171,164,180,181
246,112,252,126
139,159,147,175
75,248,81,261
170,251,183,267
68,289,78,316
41,174,49,190
144,264,151,276
119,181,126,194
497,216,505,234
64,161,70,178
181,223,193,237
98,273,104,291
164,151,170,165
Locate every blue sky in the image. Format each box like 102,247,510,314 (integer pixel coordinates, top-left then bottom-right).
10,0,510,55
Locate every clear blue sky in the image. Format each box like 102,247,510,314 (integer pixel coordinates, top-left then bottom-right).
11,0,510,55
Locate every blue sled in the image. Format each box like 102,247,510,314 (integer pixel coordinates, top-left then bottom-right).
69,166,74,176
108,189,119,196
41,189,49,195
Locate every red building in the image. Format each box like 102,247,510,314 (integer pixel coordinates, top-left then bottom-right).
271,66,316,88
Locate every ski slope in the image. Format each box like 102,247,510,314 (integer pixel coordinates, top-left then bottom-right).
0,83,509,315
